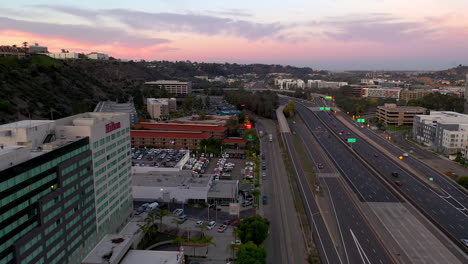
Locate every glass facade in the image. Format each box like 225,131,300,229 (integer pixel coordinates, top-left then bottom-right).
0,138,95,264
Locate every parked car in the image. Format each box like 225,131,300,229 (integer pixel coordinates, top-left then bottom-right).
262,195,268,205
196,220,204,226
173,209,184,216
217,224,227,232
207,221,216,230
178,215,188,223
242,200,253,207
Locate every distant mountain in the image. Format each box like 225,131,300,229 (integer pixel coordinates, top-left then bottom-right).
0,55,314,124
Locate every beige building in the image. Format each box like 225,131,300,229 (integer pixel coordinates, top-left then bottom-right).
145,80,192,96
146,98,176,120
87,52,109,60
377,103,427,126
400,89,432,101
48,52,80,59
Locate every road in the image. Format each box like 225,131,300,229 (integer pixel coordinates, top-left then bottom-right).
296,96,468,256
257,119,307,264
290,118,394,264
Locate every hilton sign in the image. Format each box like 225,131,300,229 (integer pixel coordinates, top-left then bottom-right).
105,122,121,133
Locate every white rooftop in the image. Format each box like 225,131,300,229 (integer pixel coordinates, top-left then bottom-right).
0,120,54,128
120,250,183,264
133,170,211,188
145,80,190,85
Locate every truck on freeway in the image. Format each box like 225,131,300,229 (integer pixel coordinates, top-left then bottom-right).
268,134,273,142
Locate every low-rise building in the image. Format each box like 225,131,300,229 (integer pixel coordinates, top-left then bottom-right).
362,88,401,99
131,130,211,150
86,52,109,60
413,111,468,154
48,52,80,59
400,89,432,101
145,81,192,97
146,98,177,120
376,103,426,126
307,80,348,89
28,43,48,54
0,45,28,57
134,123,227,139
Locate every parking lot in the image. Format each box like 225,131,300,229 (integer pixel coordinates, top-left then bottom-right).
131,148,189,168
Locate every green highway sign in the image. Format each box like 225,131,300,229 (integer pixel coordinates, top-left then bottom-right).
325,96,332,99
429,177,434,181
325,107,331,111
357,119,366,123
247,134,255,142
319,107,325,110
347,138,357,143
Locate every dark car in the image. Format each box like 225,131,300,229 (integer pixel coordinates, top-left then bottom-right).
262,195,268,205
391,172,399,177
374,153,379,157
317,163,324,169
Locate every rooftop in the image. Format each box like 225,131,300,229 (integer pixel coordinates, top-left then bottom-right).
135,123,227,132
82,234,134,264
120,250,183,264
133,169,211,188
94,101,136,114
145,80,190,85
131,130,212,139
378,104,426,112
208,180,238,199
0,120,54,129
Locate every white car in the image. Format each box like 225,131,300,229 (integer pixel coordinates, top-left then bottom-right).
207,221,216,230
173,209,184,216
196,220,204,226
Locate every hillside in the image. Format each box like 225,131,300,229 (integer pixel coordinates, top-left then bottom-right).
0,56,314,124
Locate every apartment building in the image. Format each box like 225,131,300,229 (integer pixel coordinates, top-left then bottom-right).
47,52,80,60
144,81,192,97
0,121,95,264
146,98,177,120
413,111,468,154
376,103,427,126
307,80,348,89
86,52,109,60
54,113,133,239
400,89,432,101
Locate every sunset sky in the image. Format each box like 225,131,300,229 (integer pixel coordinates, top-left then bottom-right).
1,0,468,70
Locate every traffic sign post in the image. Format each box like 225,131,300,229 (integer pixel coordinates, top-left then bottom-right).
347,138,356,149
357,119,366,123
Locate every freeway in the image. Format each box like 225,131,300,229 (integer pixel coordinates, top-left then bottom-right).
290,118,394,264
302,96,468,254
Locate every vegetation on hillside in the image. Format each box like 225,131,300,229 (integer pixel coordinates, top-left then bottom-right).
224,90,278,118
406,93,464,113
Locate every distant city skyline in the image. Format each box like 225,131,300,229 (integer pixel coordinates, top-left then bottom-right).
1,0,468,70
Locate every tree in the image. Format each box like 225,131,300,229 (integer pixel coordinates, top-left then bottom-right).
457,176,468,189
238,216,270,245
205,96,211,108
22,42,28,48
236,241,266,264
155,209,168,228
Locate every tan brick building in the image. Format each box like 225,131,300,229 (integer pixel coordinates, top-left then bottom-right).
376,103,427,126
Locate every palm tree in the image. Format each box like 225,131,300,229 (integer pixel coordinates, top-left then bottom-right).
155,209,168,228
22,42,28,48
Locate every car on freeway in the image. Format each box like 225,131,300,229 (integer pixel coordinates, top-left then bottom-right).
207,221,216,230
461,238,468,247
196,220,203,226
374,153,379,157
262,195,268,205
395,180,403,186
391,172,399,177
217,224,227,232
317,163,324,169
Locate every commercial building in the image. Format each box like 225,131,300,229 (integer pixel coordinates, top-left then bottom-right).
362,88,401,99
54,113,133,239
0,121,95,264
146,98,177,120
413,111,468,154
86,52,109,60
307,80,348,89
94,100,138,126
376,103,426,126
400,89,432,101
134,123,227,139
47,52,80,60
132,169,238,204
144,81,192,97
131,130,211,150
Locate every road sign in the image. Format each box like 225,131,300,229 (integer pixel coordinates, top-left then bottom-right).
429,177,434,181
325,107,331,111
357,119,366,123
325,96,332,99
347,138,357,143
246,134,255,142
229,203,240,216
319,107,325,110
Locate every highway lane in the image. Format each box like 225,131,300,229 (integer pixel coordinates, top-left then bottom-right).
282,132,343,264
290,119,393,264
257,119,307,264
305,97,468,253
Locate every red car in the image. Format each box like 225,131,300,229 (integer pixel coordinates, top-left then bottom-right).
395,181,403,186
217,224,227,232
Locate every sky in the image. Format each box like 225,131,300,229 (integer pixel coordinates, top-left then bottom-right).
1,0,468,70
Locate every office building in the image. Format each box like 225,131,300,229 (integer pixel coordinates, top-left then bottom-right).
400,89,432,101
362,88,401,99
146,98,177,120
94,100,138,126
55,113,133,239
376,103,426,126
413,111,468,154
0,121,95,264
144,81,192,97
307,80,348,89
